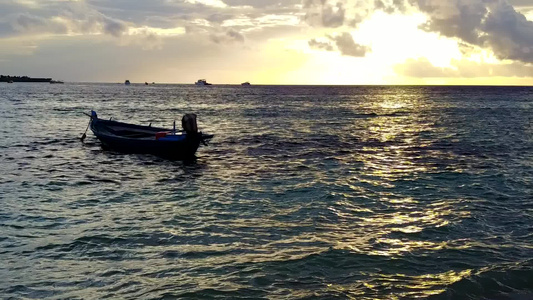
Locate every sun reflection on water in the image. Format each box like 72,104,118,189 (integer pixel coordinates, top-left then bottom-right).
315,90,478,295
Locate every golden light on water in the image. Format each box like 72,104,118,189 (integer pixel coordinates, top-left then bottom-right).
307,93,478,296
323,269,474,298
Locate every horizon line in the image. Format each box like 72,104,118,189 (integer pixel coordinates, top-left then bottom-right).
42,81,533,87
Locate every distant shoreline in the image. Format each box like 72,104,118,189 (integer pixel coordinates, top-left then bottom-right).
1,75,52,82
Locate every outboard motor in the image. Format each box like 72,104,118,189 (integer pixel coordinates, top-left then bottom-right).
181,113,198,136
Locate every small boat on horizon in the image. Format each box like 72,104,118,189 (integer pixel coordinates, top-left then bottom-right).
195,79,212,86
125,80,131,85
84,111,213,159
50,80,64,84
241,81,251,86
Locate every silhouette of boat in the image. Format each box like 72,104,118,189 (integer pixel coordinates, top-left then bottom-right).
241,82,251,86
50,80,64,84
86,111,213,159
125,80,131,85
195,79,212,86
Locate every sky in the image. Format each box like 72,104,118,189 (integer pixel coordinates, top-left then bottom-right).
1,0,533,85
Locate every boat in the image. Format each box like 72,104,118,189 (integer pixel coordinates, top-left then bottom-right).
241,82,251,86
125,80,131,85
145,82,149,85
195,79,212,86
50,80,64,84
86,111,213,159
7,80,13,83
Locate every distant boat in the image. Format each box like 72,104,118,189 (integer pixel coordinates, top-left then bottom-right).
7,80,13,83
145,82,149,85
125,80,131,85
195,79,212,86
50,80,64,84
86,111,213,159
241,81,251,86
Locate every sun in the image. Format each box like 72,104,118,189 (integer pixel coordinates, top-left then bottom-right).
251,11,465,85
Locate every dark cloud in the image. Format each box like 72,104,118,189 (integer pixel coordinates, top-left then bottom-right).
330,32,370,56
206,13,235,24
481,1,533,62
303,0,346,28
102,16,128,37
210,29,245,43
374,0,396,14
7,13,68,36
0,1,129,38
308,38,334,51
309,32,370,57
401,0,533,63
322,2,346,27
226,28,245,42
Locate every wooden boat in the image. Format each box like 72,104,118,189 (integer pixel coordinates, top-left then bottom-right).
87,111,213,159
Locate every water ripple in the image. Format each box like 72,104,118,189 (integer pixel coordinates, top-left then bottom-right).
1,84,532,299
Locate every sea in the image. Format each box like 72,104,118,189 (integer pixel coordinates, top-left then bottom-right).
0,83,532,299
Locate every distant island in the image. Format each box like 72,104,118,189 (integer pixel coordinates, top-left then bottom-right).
1,75,52,82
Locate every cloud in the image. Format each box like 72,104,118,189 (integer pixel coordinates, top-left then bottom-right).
309,32,370,57
301,0,533,64
210,28,245,43
10,13,68,35
308,38,335,51
332,32,370,56
507,0,533,7
102,16,128,37
394,57,457,77
0,1,130,38
303,0,346,28
221,0,301,8
395,57,533,78
206,13,235,24
400,0,533,64
374,0,398,14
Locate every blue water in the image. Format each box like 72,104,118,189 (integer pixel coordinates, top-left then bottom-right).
1,83,532,299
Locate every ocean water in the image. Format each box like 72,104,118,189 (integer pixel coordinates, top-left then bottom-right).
0,83,532,299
